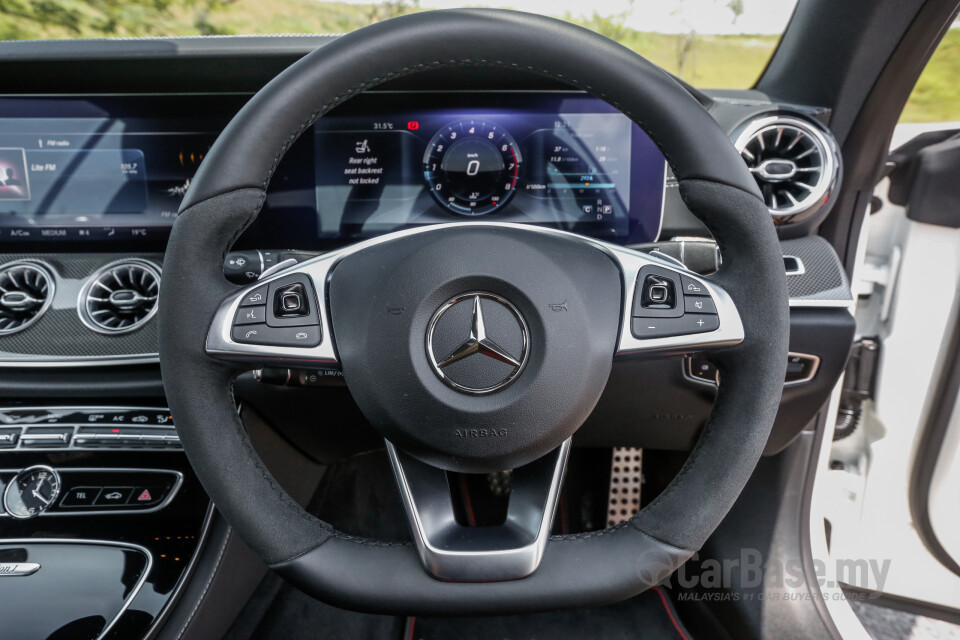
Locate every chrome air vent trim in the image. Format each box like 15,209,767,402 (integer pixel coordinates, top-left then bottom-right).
734,115,840,222
78,259,161,335
0,261,55,335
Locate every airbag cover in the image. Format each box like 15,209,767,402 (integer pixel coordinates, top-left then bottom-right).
328,226,621,472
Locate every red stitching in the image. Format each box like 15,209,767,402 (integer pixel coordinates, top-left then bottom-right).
653,586,690,640
459,475,477,527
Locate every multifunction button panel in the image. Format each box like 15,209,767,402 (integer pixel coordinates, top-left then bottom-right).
208,229,745,367
231,273,323,348
0,407,180,452
1,468,181,518
631,266,720,339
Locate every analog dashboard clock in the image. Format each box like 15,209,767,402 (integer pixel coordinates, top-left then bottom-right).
3,465,62,519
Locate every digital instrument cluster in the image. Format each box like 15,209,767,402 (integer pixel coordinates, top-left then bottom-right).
313,93,665,244
0,93,666,249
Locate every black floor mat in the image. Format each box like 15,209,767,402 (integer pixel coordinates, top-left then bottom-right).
406,587,692,640
241,582,691,640
242,575,406,640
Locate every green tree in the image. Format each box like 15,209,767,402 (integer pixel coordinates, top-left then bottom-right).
0,0,178,38
671,0,745,80
189,0,239,35
365,0,419,25
727,0,744,23
577,0,636,42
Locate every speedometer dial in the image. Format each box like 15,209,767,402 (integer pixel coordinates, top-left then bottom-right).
423,119,522,216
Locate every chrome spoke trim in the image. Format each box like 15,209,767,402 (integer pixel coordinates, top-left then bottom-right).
386,437,570,582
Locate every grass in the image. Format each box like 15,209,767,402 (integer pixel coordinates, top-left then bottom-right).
188,0,384,35
196,1,782,89
0,1,956,122
901,28,960,123
604,31,780,88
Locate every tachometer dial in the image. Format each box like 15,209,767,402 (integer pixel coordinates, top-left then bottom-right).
3,465,61,519
423,119,522,216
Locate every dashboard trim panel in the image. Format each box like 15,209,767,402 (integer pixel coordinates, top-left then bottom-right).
0,468,184,518
0,354,160,367
139,502,218,640
0,404,177,449
0,538,153,640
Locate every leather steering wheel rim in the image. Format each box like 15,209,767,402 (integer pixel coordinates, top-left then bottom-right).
159,9,789,615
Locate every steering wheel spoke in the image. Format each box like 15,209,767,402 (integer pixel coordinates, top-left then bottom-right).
609,245,744,358
387,438,570,582
205,255,340,368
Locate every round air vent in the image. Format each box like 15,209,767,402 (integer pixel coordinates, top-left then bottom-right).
0,261,55,335
734,115,840,222
79,259,161,335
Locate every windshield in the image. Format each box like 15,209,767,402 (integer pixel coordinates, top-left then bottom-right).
0,0,799,88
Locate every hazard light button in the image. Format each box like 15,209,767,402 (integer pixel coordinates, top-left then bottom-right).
128,486,164,507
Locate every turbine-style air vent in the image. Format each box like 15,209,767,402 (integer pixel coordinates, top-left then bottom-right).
79,259,161,335
0,261,55,335
734,116,840,222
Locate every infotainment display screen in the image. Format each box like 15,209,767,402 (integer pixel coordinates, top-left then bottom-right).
0,118,215,242
0,96,314,247
313,93,665,244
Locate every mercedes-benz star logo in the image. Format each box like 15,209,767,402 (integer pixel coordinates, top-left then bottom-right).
426,292,529,394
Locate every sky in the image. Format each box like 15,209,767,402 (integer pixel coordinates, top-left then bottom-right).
342,0,800,35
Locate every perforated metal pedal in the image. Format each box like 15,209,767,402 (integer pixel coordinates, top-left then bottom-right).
607,447,642,526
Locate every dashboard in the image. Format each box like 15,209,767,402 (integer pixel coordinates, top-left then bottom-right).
0,81,851,371
0,35,859,640
0,92,665,251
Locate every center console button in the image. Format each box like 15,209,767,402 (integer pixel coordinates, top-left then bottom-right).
0,409,61,424
60,486,101,508
94,487,134,506
128,486,165,506
0,428,21,448
20,428,73,448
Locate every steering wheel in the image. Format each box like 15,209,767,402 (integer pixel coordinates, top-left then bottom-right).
159,9,788,615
